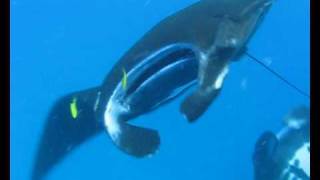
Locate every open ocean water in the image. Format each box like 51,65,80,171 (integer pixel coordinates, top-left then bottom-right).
11,0,310,180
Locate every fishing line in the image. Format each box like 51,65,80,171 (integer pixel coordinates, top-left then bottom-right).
244,51,310,99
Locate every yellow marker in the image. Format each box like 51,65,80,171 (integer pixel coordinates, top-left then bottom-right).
70,97,78,119
121,68,128,90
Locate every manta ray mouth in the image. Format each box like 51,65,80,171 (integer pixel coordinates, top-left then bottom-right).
103,44,200,157
125,44,199,97
124,44,199,111
106,43,200,117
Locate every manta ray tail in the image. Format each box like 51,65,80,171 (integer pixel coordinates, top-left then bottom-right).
32,87,103,180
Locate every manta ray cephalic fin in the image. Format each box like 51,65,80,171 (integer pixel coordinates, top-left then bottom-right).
104,111,160,157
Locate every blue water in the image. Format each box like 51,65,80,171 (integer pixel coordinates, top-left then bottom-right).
11,0,310,179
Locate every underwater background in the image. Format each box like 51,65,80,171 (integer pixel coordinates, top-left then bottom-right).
11,0,310,179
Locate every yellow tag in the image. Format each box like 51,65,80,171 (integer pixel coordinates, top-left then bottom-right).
70,97,78,119
121,68,128,90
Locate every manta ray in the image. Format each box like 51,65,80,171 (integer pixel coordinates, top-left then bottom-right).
253,106,310,180
32,0,276,179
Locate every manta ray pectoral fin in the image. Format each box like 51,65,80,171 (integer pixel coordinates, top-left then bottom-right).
32,87,103,180
105,117,160,157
